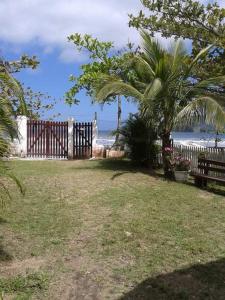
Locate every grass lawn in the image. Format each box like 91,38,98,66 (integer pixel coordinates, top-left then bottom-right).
0,159,225,299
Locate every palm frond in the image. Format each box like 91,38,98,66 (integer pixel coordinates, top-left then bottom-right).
95,76,143,102
143,78,162,101
130,55,155,81
0,63,26,204
176,96,225,131
0,70,26,115
170,40,187,71
140,30,165,68
190,76,225,92
185,44,213,76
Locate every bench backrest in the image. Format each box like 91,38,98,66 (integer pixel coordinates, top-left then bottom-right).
198,158,225,176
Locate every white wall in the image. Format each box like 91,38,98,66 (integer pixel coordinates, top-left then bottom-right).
13,115,28,157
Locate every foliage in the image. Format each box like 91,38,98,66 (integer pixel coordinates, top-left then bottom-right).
0,272,49,298
5,54,39,73
118,113,158,167
65,33,114,104
166,148,191,171
198,150,209,159
95,31,225,178
1,57,59,120
12,86,61,119
65,33,135,104
66,33,137,147
0,62,26,205
0,62,25,155
129,0,225,81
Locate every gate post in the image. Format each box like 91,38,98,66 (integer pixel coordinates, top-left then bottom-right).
92,113,98,147
92,113,103,158
68,117,74,159
14,115,28,157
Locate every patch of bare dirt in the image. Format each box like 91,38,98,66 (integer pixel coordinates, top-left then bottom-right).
48,204,128,300
49,254,127,300
0,257,46,277
198,191,213,200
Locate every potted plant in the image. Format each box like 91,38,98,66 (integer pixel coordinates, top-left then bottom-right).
173,154,191,182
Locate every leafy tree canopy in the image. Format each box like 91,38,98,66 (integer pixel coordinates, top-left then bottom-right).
129,0,225,80
12,86,60,120
1,57,59,120
94,32,225,177
65,33,135,105
3,55,39,73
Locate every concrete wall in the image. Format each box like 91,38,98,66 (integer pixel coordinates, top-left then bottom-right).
12,115,28,157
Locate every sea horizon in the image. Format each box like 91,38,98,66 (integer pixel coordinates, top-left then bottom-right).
96,130,225,148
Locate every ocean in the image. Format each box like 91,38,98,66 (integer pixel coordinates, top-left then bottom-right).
96,130,225,148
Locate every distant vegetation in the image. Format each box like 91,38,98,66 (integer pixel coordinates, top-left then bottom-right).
67,0,225,178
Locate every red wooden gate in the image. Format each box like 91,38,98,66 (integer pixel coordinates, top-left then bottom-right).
73,122,92,159
27,120,68,158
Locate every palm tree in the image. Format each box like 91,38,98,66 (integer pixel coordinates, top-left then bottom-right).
94,31,225,178
0,61,25,203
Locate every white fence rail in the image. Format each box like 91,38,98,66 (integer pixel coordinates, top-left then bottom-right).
157,144,225,177
173,144,225,170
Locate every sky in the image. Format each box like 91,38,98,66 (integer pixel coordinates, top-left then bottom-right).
0,0,143,129
0,0,224,129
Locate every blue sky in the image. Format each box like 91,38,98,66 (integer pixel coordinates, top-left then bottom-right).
0,0,223,129
4,45,139,129
0,0,143,129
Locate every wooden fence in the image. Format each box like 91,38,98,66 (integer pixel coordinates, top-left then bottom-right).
27,120,68,159
73,122,93,159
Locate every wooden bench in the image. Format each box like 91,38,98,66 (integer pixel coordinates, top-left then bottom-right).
191,158,225,187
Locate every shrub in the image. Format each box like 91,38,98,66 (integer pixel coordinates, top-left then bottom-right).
118,114,158,167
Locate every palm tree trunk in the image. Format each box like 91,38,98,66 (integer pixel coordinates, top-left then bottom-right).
114,95,122,149
215,131,219,148
161,131,174,179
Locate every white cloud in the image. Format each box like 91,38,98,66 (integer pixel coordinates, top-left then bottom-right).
218,0,225,7
0,0,142,62
0,0,222,62
59,44,88,63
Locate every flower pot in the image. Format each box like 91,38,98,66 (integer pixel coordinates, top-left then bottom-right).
174,170,189,182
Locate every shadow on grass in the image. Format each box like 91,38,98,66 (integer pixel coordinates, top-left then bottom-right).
206,185,225,197
0,246,13,262
72,159,225,195
0,217,7,224
0,218,13,262
71,159,163,180
120,258,225,300
185,180,225,197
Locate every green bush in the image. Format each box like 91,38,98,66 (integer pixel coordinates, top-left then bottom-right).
118,114,158,167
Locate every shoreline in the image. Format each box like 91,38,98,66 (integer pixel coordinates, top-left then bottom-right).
96,135,225,149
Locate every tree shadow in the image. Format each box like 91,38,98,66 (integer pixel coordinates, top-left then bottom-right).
0,218,13,262
184,179,225,197
120,258,225,300
205,181,225,197
71,159,153,175
0,245,13,262
0,217,8,224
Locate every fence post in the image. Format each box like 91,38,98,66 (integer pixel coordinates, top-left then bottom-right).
68,117,74,159
92,112,98,147
14,115,28,157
